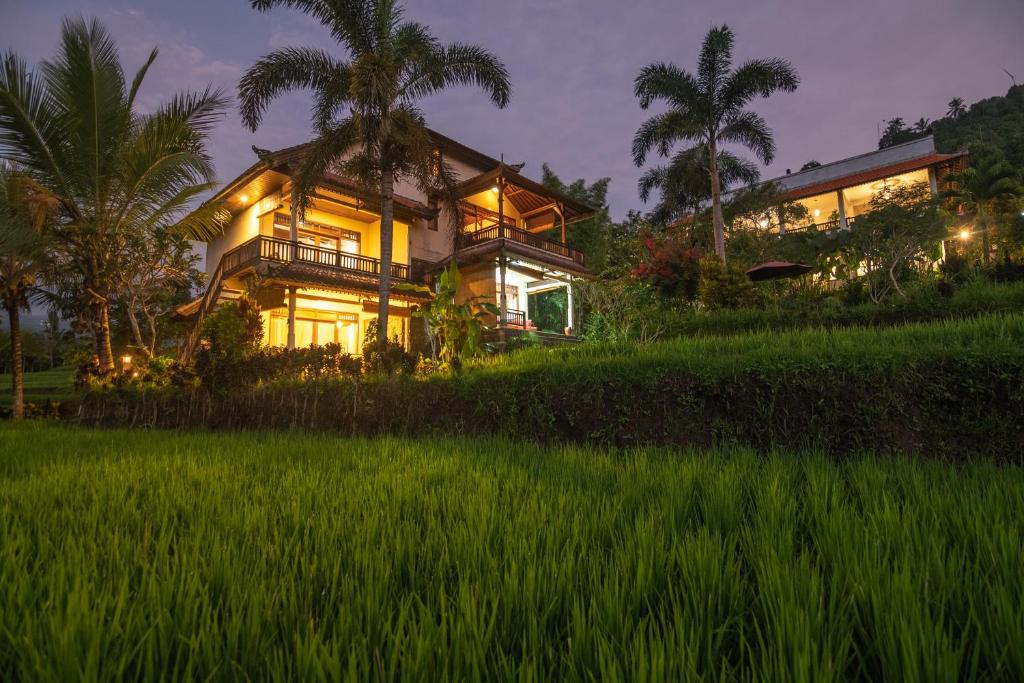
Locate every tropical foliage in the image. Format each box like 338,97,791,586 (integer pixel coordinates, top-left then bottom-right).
0,167,52,418
944,144,1023,261
0,17,228,373
406,265,499,367
238,0,511,350
632,24,798,261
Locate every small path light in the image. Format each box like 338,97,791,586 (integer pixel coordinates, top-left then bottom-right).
959,229,971,241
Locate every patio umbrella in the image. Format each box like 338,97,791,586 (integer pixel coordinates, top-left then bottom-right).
745,260,814,282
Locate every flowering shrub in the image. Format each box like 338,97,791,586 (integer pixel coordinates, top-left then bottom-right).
632,237,703,301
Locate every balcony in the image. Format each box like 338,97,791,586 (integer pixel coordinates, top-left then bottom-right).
455,223,586,268
221,235,410,283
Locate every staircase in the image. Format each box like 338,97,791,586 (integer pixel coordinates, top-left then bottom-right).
180,260,242,362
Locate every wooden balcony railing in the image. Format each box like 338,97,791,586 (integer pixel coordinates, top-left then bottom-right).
457,223,585,266
504,308,527,328
222,235,410,280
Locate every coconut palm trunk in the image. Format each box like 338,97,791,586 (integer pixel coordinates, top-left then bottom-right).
377,170,395,349
7,304,23,419
708,139,727,262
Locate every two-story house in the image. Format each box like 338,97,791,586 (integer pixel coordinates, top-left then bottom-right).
179,130,595,356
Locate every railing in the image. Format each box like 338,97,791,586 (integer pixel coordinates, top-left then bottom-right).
457,223,585,266
223,235,410,280
180,259,225,362
504,308,527,328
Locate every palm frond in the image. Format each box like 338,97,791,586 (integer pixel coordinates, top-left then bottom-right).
238,47,351,130
0,52,71,199
719,58,799,112
633,62,700,111
401,43,511,107
717,110,775,164
631,110,701,166
251,0,377,54
697,25,733,98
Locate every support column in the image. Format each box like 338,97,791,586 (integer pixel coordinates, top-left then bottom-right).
557,203,566,243
289,182,300,261
498,251,507,328
565,275,575,336
928,166,940,198
286,286,297,350
837,190,849,230
496,173,505,233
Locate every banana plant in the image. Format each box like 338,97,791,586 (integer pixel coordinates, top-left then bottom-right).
397,265,499,366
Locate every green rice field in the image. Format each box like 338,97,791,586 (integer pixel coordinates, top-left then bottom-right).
0,366,75,408
1,423,1022,681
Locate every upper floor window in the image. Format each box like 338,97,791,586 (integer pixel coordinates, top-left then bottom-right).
273,212,360,254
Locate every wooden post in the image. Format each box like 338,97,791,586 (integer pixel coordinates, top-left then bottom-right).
496,172,506,235
557,203,566,243
289,182,299,261
287,286,297,349
498,251,507,329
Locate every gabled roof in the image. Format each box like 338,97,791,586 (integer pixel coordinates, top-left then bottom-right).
456,163,598,225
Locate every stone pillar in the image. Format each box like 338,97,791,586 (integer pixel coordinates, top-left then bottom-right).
565,275,575,336
928,166,940,198
837,190,849,230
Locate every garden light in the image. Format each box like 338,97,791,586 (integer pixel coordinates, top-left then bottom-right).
959,229,970,241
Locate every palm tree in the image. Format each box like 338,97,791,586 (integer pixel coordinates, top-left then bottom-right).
945,145,1023,263
0,17,228,373
947,97,966,119
0,166,51,419
633,25,798,263
638,145,760,225
239,0,511,348
913,117,931,133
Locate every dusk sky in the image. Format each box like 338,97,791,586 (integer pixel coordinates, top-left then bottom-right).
2,0,1023,220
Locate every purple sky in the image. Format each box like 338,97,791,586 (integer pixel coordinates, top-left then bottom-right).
2,0,1023,220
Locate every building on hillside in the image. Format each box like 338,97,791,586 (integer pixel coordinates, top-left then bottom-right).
179,130,596,356
737,136,966,234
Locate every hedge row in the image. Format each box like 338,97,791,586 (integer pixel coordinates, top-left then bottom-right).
77,315,1024,460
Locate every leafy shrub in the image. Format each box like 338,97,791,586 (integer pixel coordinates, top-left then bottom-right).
698,257,757,310
632,237,703,300
194,298,263,388
362,318,416,375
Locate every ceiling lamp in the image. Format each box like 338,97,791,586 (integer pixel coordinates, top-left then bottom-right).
239,194,250,204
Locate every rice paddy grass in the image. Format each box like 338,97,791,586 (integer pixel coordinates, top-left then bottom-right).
1,423,1022,681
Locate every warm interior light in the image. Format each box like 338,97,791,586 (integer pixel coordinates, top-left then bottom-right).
813,209,821,217
491,186,500,194
959,229,971,241
121,355,132,367
239,194,250,204
758,219,769,229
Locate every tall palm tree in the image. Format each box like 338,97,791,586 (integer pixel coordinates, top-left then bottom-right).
638,145,760,226
633,25,798,263
0,17,228,373
0,166,51,419
913,117,932,133
239,0,511,348
947,97,966,119
945,145,1023,263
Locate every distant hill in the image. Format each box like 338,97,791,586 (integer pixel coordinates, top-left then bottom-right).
932,85,1024,167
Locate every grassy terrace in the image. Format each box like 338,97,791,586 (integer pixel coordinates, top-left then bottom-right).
472,312,1024,376
0,366,74,409
1,423,1022,680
